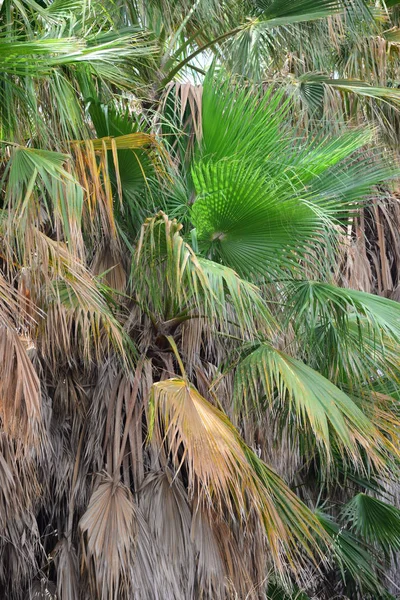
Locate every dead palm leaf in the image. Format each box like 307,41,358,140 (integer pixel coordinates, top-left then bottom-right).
79,474,137,600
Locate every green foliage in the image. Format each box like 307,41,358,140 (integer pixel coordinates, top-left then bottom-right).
234,341,388,468
343,493,400,554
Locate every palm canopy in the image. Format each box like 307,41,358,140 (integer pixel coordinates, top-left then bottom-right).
0,1,399,599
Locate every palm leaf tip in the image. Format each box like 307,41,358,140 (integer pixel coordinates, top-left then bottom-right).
257,0,351,26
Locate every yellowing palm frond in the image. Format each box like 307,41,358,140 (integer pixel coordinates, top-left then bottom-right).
149,378,327,579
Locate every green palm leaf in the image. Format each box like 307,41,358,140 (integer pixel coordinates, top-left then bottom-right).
87,103,158,232
257,0,349,25
299,75,400,106
286,280,400,343
316,510,394,596
343,493,400,554
191,78,393,280
234,342,390,467
200,78,290,167
191,159,321,279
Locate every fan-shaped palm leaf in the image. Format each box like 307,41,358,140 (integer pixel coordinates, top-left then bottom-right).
79,474,137,599
343,493,400,554
191,158,326,278
316,510,387,595
191,78,393,279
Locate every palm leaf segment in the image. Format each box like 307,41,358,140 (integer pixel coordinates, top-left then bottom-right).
343,493,400,554
316,511,389,595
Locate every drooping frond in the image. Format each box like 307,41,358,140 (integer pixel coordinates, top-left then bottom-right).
285,280,400,345
29,231,133,368
149,378,327,580
53,538,79,600
234,342,391,469
4,145,85,257
139,470,195,597
133,212,273,336
0,274,41,443
71,131,164,242
79,475,137,599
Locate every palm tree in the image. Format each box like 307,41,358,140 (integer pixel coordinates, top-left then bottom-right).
0,0,400,599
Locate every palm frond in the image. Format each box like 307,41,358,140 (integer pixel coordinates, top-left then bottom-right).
191,158,325,279
133,212,273,336
191,77,393,280
0,274,41,444
286,280,400,344
139,470,195,596
316,510,387,595
54,538,79,600
234,342,390,468
0,30,155,79
25,231,133,368
300,74,400,106
149,378,327,579
79,474,137,599
257,0,349,26
343,493,400,554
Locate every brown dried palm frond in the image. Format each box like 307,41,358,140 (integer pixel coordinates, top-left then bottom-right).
0,274,41,443
53,538,79,600
190,502,234,598
29,579,57,600
139,469,196,596
18,230,133,369
79,474,138,600
160,82,204,162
